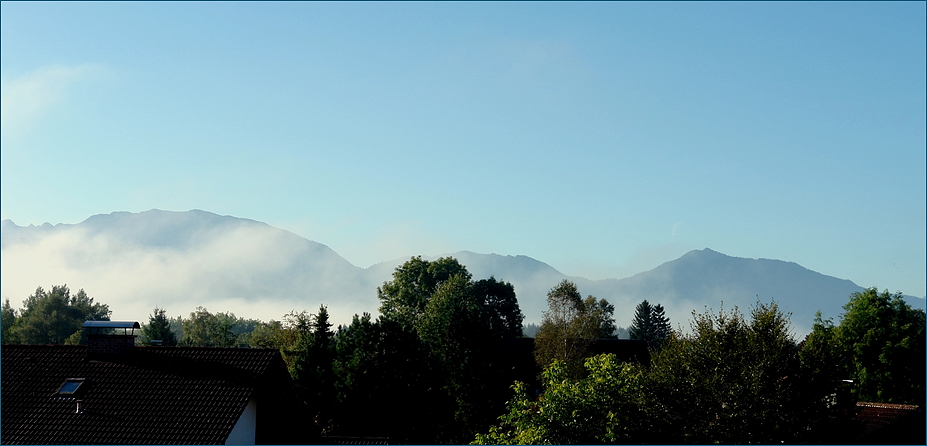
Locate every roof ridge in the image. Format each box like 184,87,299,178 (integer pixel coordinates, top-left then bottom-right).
1,343,302,444
856,402,921,410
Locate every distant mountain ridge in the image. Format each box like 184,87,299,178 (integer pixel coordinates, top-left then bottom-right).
598,248,877,333
2,210,922,336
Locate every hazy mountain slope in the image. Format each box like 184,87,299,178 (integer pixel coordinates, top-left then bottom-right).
370,249,924,336
4,210,921,336
598,248,870,335
1,210,377,324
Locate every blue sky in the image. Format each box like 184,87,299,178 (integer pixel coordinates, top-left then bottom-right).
2,2,925,298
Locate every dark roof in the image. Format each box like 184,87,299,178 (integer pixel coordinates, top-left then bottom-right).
588,339,651,367
82,321,140,329
1,344,299,445
322,436,391,445
855,402,920,432
854,402,925,444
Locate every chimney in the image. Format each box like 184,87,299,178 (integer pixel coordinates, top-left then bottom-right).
84,321,140,359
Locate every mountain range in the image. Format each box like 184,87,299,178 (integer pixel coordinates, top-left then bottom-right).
2,209,923,337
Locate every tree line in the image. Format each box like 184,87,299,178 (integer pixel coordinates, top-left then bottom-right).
477,287,924,444
1,258,924,444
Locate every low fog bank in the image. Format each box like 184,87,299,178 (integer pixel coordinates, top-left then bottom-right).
1,213,379,326
5,211,918,338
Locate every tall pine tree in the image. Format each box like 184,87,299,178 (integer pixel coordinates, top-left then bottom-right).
292,305,336,433
142,307,178,346
652,303,670,345
628,300,670,350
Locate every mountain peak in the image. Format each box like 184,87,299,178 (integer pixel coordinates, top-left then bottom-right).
4,210,913,337
688,247,729,258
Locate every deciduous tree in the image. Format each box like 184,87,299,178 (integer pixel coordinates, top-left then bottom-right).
805,287,926,405
331,313,445,443
180,306,238,347
7,285,110,345
480,301,852,444
343,256,526,442
586,295,617,338
474,354,647,445
417,273,500,439
377,256,471,330
534,280,614,379
645,302,818,444
472,277,524,338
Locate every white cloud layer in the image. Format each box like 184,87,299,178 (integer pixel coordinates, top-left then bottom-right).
0,64,109,139
0,221,380,327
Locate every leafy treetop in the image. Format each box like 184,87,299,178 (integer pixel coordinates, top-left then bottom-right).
3,285,110,345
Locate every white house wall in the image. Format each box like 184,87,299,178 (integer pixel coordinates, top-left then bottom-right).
225,397,257,445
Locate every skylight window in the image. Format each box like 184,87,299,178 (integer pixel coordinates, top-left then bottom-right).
56,378,86,396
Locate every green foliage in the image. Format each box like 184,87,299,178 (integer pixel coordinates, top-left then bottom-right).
141,307,178,346
248,319,295,350
805,287,926,405
534,280,615,380
2,299,17,344
290,305,337,433
628,299,670,350
798,312,844,400
179,306,239,347
177,308,263,347
377,256,472,330
586,296,617,338
472,276,525,338
5,285,111,345
332,256,526,443
229,317,262,346
417,274,484,368
331,313,379,403
473,354,646,445
417,273,499,438
483,300,830,445
378,256,523,343
168,315,184,342
645,302,817,444
332,313,447,443
535,281,590,379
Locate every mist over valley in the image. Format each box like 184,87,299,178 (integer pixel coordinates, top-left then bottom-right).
2,209,922,336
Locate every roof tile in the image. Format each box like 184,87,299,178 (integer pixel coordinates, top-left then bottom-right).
2,345,284,444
